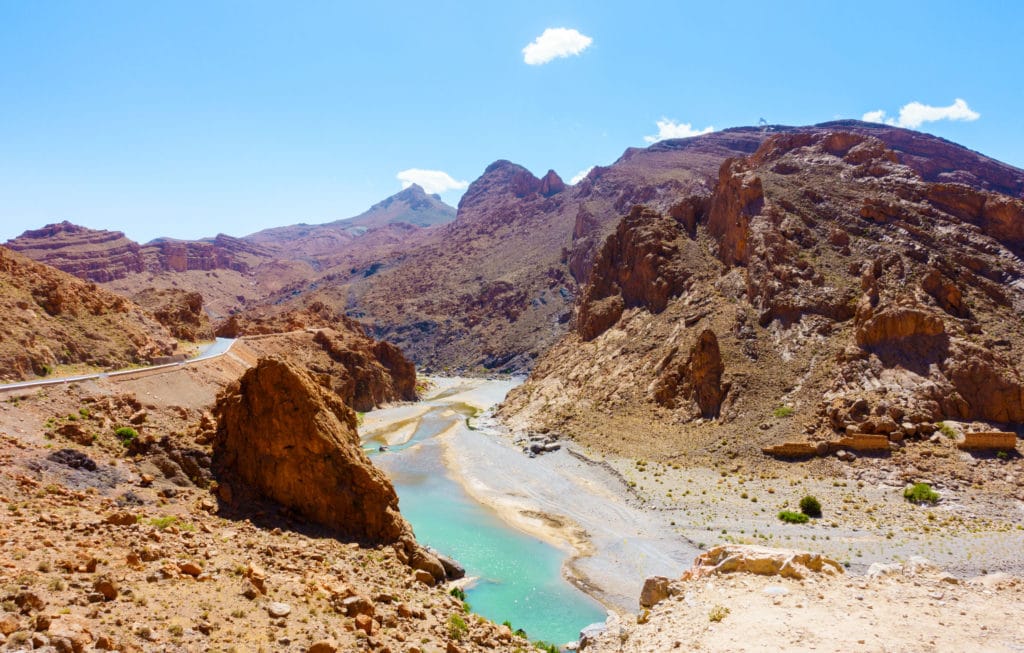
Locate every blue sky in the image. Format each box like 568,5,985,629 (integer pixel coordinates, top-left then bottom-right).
1,1,1022,243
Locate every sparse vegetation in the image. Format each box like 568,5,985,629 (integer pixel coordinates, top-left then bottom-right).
778,510,809,524
904,483,940,505
114,426,138,445
147,516,180,529
534,642,560,653
938,422,957,439
449,587,466,601
799,495,822,517
709,605,730,622
773,406,794,418
447,614,468,641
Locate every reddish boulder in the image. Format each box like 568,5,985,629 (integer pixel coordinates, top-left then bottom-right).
212,358,412,545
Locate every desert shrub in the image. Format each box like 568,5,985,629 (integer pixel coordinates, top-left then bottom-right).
938,422,957,439
447,614,467,641
778,510,809,524
904,482,939,505
147,516,179,529
533,642,559,653
449,587,466,601
773,406,794,418
799,495,822,517
709,605,730,622
114,426,138,445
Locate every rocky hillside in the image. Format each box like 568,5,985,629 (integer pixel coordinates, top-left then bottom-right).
501,126,1024,464
129,288,215,342
0,245,177,382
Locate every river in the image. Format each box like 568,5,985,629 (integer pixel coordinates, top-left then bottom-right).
364,378,608,645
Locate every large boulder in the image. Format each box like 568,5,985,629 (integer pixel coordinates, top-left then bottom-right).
212,357,412,545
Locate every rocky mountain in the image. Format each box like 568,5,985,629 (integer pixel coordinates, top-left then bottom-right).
0,245,177,382
252,120,1024,376
251,130,773,373
501,126,1024,462
243,183,456,255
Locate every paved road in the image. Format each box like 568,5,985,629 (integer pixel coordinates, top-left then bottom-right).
0,337,236,392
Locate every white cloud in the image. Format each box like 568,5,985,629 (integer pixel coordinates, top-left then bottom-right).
861,109,888,124
570,166,594,185
522,28,593,65
861,98,980,129
643,118,715,143
396,169,469,195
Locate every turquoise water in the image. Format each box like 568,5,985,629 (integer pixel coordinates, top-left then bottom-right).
374,409,607,646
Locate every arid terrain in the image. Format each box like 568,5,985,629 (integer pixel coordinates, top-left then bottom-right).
1,120,1023,651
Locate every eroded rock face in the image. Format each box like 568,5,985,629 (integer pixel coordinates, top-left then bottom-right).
706,159,764,266
651,330,726,418
212,358,412,544
131,288,214,342
577,206,692,340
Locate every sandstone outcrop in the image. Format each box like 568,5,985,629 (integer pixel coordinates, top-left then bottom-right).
212,358,412,545
6,221,145,282
682,545,843,580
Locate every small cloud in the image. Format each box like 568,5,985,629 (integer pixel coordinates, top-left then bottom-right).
644,118,715,143
396,169,469,195
861,109,888,124
523,28,593,65
570,166,594,185
861,98,980,129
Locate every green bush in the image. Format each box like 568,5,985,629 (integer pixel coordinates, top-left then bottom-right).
938,422,957,439
778,510,809,524
773,406,794,418
533,642,559,653
449,587,466,601
904,482,939,505
114,426,138,445
447,614,467,641
799,495,822,517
